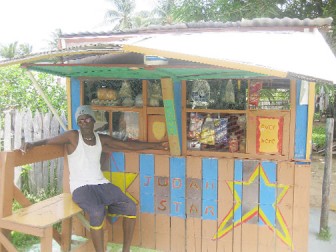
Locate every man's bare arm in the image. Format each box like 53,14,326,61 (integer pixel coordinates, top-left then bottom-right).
20,130,77,153
100,134,168,153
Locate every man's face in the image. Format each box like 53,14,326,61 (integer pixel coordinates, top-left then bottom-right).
77,115,95,130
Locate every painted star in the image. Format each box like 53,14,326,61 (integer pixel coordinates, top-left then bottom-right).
213,163,292,248
103,171,138,204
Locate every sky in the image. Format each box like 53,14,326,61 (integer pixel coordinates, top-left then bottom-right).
0,0,156,52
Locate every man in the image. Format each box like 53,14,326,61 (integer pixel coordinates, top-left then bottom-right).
21,105,167,252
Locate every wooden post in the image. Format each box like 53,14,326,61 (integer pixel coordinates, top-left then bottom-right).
320,118,334,233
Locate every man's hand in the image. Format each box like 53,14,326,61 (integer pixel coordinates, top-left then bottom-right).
158,141,169,151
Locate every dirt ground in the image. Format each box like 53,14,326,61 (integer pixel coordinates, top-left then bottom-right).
310,153,336,208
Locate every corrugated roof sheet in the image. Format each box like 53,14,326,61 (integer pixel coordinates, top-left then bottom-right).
123,29,336,84
0,17,335,84
61,17,333,38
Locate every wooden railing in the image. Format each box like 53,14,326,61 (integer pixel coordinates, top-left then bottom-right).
0,146,99,252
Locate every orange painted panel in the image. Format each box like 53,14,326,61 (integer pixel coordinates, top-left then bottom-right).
241,216,258,252
155,214,170,252
292,164,311,252
276,162,294,252
170,217,186,252
232,225,242,252
125,152,139,173
155,155,170,176
139,213,155,249
257,226,277,252
202,220,218,251
186,218,202,252
217,158,234,251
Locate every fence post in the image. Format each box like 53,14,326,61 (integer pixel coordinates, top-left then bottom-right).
4,110,12,150
320,118,334,233
13,111,23,188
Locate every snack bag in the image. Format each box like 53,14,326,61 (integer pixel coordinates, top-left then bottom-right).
249,81,262,107
214,117,228,145
188,113,204,140
200,115,215,145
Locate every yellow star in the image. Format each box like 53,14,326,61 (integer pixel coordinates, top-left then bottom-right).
214,164,292,248
103,171,138,204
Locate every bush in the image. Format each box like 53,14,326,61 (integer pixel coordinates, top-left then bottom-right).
312,125,326,149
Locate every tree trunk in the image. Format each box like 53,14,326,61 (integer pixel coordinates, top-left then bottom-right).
320,118,334,232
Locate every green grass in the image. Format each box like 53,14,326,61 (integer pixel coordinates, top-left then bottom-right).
317,227,332,241
11,168,60,251
312,124,326,149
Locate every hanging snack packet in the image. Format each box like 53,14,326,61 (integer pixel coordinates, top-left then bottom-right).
188,113,204,140
249,81,262,107
214,117,228,145
200,114,215,145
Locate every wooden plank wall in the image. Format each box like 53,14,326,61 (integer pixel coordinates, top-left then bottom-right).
102,153,311,252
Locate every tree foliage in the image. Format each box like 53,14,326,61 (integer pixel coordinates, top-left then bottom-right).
0,42,33,59
48,29,63,50
105,0,137,29
0,65,67,113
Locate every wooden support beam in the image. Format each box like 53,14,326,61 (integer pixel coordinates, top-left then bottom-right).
161,78,181,156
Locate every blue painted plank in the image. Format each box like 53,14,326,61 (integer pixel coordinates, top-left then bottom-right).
170,157,186,218
259,161,277,225
233,160,243,222
202,199,218,220
202,158,218,180
234,160,243,181
294,80,308,159
70,77,81,130
202,158,218,220
140,154,155,213
110,152,125,172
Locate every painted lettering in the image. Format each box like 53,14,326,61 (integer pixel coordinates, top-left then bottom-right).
172,178,182,189
261,124,275,131
261,138,276,144
205,206,215,216
158,199,167,211
190,204,198,214
206,181,214,190
144,176,152,186
157,177,169,187
189,180,200,190
173,201,181,213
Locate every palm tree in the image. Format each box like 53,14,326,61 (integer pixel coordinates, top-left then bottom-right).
18,43,33,56
0,41,19,59
0,42,33,59
132,10,153,28
48,29,63,50
153,0,177,25
105,0,136,30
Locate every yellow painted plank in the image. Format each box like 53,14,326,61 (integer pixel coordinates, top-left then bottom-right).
123,44,288,78
2,193,82,228
306,82,315,160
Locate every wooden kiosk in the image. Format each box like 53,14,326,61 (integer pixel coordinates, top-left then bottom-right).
1,17,336,252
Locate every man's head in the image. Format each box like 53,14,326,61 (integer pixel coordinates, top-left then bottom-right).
75,105,96,125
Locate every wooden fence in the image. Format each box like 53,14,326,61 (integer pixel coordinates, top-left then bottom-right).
0,109,66,194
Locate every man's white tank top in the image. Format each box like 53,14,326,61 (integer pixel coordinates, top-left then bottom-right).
68,131,109,193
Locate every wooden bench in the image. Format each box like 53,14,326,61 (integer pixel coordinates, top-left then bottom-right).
0,145,106,252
